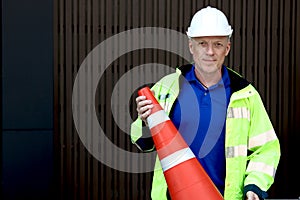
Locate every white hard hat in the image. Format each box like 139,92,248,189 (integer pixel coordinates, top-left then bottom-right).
186,6,233,38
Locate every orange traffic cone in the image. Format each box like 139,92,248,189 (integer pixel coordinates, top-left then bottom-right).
138,86,223,200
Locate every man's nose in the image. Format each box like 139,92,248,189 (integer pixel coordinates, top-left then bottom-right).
206,43,215,55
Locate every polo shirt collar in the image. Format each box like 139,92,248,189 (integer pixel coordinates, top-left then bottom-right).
185,65,231,90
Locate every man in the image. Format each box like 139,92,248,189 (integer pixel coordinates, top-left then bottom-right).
130,6,280,200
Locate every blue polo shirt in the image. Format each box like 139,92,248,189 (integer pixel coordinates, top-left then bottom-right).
169,65,231,195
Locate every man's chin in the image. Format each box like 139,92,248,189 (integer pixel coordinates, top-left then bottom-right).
202,65,219,73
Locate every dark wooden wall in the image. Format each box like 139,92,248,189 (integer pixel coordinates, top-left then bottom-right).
54,0,300,199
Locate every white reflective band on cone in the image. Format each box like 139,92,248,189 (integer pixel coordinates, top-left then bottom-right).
160,147,195,172
147,110,170,129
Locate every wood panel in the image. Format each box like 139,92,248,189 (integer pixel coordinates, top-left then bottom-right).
54,0,300,199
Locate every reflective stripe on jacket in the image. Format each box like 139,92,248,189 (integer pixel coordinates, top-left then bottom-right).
130,64,281,200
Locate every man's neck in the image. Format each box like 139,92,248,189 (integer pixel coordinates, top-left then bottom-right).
194,68,222,88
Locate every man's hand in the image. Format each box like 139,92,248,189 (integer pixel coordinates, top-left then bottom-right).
136,95,154,123
245,191,260,200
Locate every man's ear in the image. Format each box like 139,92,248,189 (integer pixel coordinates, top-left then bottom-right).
188,40,194,55
225,42,231,56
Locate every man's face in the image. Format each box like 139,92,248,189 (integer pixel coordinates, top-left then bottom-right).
189,36,231,75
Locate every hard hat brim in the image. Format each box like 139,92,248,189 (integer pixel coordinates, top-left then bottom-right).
186,28,233,38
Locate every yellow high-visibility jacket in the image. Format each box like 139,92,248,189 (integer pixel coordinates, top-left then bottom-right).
130,64,281,200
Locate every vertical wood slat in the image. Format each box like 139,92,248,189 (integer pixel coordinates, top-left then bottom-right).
97,0,106,199
265,0,272,111
257,0,265,98
72,1,79,200
293,6,300,198
86,1,92,200
53,0,300,199
269,0,279,127
77,0,86,199
67,1,76,199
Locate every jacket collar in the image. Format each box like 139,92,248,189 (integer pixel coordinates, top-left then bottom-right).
177,63,250,93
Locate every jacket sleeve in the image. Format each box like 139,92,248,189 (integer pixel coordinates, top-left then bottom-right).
130,83,161,152
244,89,281,194
130,71,180,152
130,117,155,152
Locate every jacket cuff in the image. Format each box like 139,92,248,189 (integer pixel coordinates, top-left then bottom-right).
135,136,155,152
132,121,155,152
243,184,268,200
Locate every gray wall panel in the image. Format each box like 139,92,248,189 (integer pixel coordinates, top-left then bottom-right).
2,0,53,130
